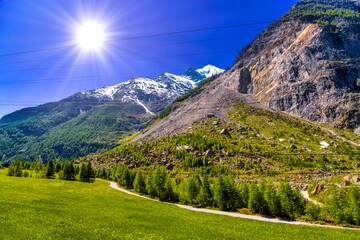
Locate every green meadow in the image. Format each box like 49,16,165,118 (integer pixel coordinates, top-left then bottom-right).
0,169,358,240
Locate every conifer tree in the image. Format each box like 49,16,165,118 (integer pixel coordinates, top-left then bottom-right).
80,163,88,182
164,178,177,201
239,183,250,208
86,161,95,181
55,162,62,173
248,182,266,214
45,159,55,179
197,175,213,206
278,182,294,218
214,175,228,210
187,175,200,204
133,171,146,194
61,161,76,180
146,171,157,198
349,185,360,225
264,181,280,216
154,167,167,200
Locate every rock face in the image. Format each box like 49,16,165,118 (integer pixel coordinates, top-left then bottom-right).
231,0,360,129
134,0,360,142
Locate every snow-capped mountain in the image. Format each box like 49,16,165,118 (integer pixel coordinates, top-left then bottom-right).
196,65,224,78
0,65,224,162
80,65,224,114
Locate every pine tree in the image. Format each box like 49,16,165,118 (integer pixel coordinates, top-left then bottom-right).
118,165,133,188
80,163,88,182
225,176,240,210
146,171,157,198
55,162,62,173
248,182,265,214
239,183,250,208
45,159,55,179
264,181,280,216
61,161,76,180
86,161,95,182
197,175,213,207
214,175,228,210
164,178,177,201
278,182,294,218
133,171,146,194
349,185,360,225
154,167,167,200
14,164,23,177
187,175,200,204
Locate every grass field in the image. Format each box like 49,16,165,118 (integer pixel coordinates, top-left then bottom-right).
0,169,358,240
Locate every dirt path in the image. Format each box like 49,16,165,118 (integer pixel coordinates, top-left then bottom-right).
301,191,323,206
108,181,356,230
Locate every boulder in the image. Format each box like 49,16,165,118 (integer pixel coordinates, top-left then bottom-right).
356,163,360,168
204,149,216,158
312,184,324,195
290,145,297,149
212,121,219,126
220,128,230,135
176,145,190,151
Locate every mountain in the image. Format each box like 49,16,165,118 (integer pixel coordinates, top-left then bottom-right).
133,0,360,142
0,65,224,163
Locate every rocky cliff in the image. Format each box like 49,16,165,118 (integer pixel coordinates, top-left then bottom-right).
134,0,360,142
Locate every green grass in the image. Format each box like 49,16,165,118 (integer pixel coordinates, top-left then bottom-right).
0,170,359,239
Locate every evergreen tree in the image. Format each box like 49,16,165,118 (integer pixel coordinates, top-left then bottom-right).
146,171,157,198
214,175,228,210
80,163,88,182
349,185,360,225
61,161,76,180
197,175,213,206
86,161,95,181
248,182,266,214
14,165,22,177
186,175,200,204
45,159,55,179
225,176,240,210
164,178,177,201
55,162,62,173
133,171,146,194
278,182,295,218
239,183,250,208
118,165,133,188
264,181,280,216
154,167,167,200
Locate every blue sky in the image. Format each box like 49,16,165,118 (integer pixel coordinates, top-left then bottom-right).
0,0,298,117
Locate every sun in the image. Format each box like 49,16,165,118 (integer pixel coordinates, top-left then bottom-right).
76,21,106,50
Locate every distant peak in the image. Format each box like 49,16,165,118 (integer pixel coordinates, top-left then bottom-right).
196,65,224,78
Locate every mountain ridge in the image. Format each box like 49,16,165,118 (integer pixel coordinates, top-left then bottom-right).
133,0,360,142
0,65,224,163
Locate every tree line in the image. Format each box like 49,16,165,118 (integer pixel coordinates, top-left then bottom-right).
7,159,95,182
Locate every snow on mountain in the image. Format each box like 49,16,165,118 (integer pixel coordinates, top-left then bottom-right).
196,65,224,78
80,65,224,114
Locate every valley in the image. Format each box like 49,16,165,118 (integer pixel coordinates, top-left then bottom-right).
2,0,360,239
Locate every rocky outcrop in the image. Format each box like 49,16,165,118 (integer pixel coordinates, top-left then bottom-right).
134,0,360,142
